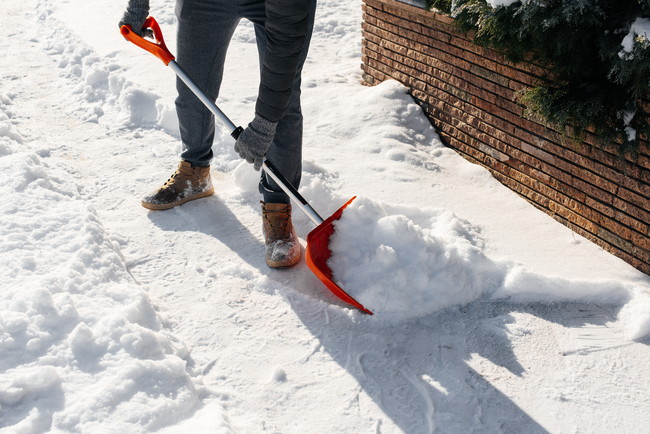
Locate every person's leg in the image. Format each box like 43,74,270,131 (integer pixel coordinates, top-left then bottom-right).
241,0,316,267
175,0,240,166
142,0,240,210
248,0,317,203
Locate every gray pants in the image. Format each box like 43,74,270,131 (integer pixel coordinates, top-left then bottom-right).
175,0,316,203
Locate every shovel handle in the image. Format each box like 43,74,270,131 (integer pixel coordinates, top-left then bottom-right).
120,17,175,65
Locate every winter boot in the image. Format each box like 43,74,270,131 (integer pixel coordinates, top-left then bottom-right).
261,202,301,268
141,161,214,210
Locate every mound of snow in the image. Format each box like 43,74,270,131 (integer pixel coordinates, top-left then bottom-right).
328,197,507,321
329,196,650,340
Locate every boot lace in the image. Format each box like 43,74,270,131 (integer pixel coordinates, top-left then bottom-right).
162,171,181,189
263,207,292,241
161,164,195,189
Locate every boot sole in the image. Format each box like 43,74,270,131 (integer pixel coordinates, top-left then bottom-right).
141,188,215,210
266,250,302,269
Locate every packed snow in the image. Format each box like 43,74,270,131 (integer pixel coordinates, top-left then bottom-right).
2,0,650,432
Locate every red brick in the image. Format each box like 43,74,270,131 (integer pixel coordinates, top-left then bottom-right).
631,232,650,251
597,226,635,252
615,211,649,238
639,155,650,170
618,186,650,212
585,197,616,219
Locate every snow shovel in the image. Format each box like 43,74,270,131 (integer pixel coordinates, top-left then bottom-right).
121,17,373,315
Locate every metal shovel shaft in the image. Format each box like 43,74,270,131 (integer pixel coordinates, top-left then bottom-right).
169,61,238,133
260,160,324,226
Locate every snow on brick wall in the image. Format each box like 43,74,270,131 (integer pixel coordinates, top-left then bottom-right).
361,0,650,275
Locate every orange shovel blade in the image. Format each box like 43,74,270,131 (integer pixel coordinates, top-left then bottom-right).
305,197,373,315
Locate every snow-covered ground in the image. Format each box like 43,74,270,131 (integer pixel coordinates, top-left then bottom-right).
2,0,650,432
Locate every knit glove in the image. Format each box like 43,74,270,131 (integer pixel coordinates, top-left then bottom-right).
119,0,151,37
234,114,278,171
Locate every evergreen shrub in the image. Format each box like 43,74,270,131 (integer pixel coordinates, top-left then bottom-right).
425,0,650,152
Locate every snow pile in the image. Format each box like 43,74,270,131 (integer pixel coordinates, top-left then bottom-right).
618,291,650,340
0,102,226,431
621,17,650,54
328,197,506,321
329,196,650,339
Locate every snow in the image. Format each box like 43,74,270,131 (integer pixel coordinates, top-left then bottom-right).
485,0,522,8
621,17,650,54
330,196,650,336
2,0,650,432
329,197,507,321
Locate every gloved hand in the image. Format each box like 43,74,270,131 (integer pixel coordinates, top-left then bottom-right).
119,0,151,37
234,114,278,171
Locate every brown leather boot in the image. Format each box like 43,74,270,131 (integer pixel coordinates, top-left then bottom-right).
141,161,214,210
261,202,301,268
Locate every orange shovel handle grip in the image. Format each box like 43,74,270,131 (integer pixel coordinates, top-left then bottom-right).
120,17,175,65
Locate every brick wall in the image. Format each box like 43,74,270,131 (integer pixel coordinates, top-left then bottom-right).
361,0,650,274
